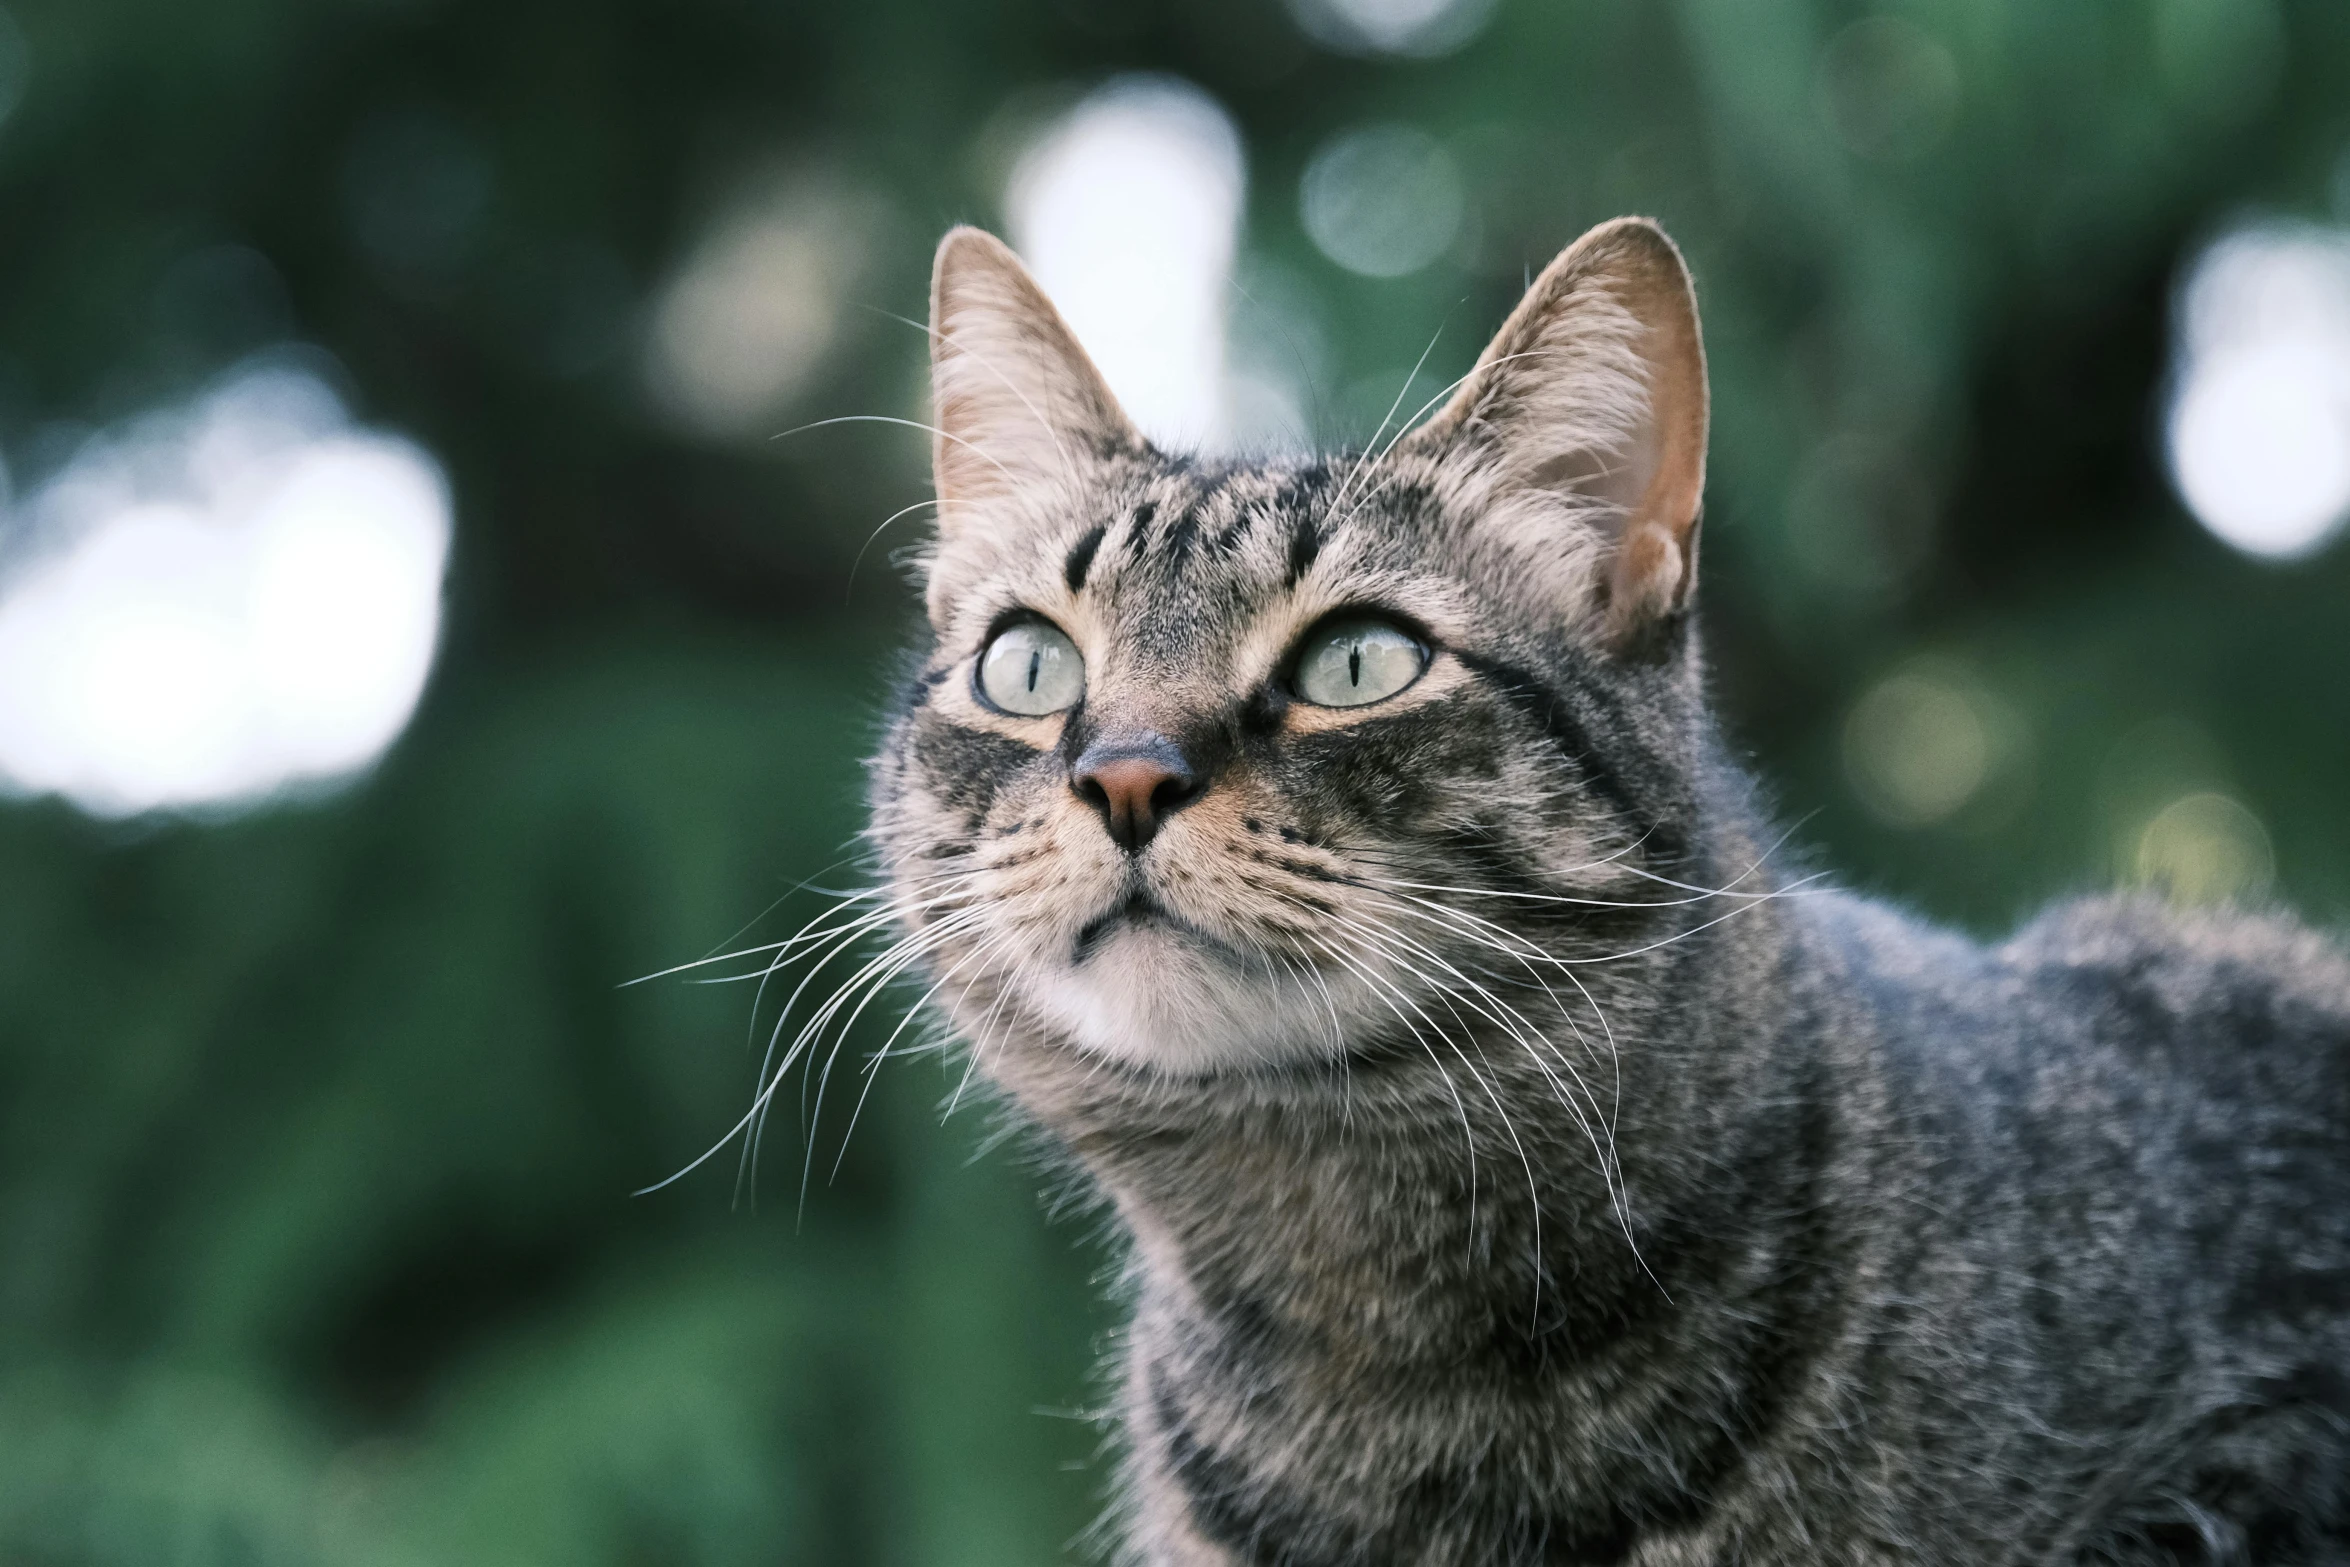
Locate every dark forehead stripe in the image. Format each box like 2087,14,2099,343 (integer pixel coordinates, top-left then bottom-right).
1281,462,1335,509
1116,499,1159,565
1201,465,1318,567
1064,523,1107,591
1209,502,1258,555
1159,500,1205,569
1283,507,1321,588
1124,473,1231,578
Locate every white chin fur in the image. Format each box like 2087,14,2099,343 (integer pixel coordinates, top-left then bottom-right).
1024,924,1364,1077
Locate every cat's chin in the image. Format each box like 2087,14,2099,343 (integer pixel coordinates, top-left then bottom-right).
1023,923,1357,1077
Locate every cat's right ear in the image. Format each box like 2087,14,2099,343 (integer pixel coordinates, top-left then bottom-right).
1398,217,1708,651
928,227,1140,533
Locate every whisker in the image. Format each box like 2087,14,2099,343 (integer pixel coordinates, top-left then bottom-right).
766,413,1024,490
860,304,1096,501
746,910,990,1205
1304,932,1475,1149
827,924,1024,1185
747,914,977,1198
1342,904,1646,1286
1304,930,1512,1251
1327,320,1452,515
624,868,985,987
635,903,985,1199
845,496,943,598
1368,889,1626,1130
814,918,1027,1195
1316,928,1551,1295
1324,348,1553,534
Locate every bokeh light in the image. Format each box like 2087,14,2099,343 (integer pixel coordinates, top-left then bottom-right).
1842,660,2021,829
1281,0,1498,58
1007,76,1245,450
645,174,884,442
2165,223,2350,560
2134,791,2275,904
1813,17,1960,163
1300,124,1464,280
0,363,450,816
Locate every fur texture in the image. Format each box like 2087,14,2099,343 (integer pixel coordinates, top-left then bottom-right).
865,218,2350,1564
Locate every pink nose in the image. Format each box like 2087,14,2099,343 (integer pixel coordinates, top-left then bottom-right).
1072,738,1201,850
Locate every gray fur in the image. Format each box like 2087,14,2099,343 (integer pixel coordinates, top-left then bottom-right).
865,221,2350,1564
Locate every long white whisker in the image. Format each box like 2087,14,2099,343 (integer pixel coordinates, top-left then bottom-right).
947,929,1042,1118
845,496,943,596
1304,932,1476,1164
1317,928,1549,1296
747,910,982,1201
804,913,1024,1203
828,923,1026,1185
1342,907,1630,1256
1354,870,1822,912
1306,930,1520,1254
861,305,1092,496
636,905,985,1199
1324,348,1554,535
625,869,986,988
752,906,989,1181
1368,889,1624,1124
1328,321,1451,514
766,413,1024,488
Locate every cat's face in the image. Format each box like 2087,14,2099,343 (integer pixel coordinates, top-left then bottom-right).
871,219,1709,1078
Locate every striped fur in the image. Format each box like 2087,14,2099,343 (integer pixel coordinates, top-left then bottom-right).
866,220,2350,1564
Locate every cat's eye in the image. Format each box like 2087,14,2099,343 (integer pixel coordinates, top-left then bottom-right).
1292,617,1427,709
977,620,1085,716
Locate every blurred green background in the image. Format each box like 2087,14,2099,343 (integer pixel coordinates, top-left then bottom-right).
1,0,2347,1560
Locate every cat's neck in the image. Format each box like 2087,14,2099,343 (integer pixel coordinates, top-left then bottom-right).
981,789,1872,1563
992,784,1846,1368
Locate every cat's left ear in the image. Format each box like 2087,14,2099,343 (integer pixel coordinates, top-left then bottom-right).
1399,217,1708,649
928,226,1141,533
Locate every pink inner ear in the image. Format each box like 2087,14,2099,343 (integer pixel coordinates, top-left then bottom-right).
1547,229,1710,635
1606,520,1688,634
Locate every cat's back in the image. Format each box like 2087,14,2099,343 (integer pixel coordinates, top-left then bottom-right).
1999,894,2350,1147
1794,893,2350,1555
1815,887,2350,1153
1839,890,2350,1276
1994,897,2350,1344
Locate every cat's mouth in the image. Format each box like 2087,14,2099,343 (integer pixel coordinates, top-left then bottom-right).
1072,889,1242,966
1025,877,1360,1073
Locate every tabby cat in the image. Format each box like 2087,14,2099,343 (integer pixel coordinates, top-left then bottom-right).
863,217,2350,1564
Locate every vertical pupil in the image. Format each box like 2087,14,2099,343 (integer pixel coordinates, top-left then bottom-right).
1348,642,1362,687
1026,647,1042,693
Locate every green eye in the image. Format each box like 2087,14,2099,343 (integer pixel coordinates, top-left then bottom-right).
977,620,1085,715
1293,617,1427,709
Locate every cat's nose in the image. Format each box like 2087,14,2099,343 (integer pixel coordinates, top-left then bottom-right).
1071,733,1202,851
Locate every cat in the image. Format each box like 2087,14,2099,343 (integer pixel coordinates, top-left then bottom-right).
862,216,2350,1565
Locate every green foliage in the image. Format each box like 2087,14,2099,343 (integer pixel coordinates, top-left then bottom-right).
0,0,2346,1559
0,641,1110,1563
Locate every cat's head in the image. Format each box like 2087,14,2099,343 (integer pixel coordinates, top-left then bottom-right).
871,217,1711,1078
